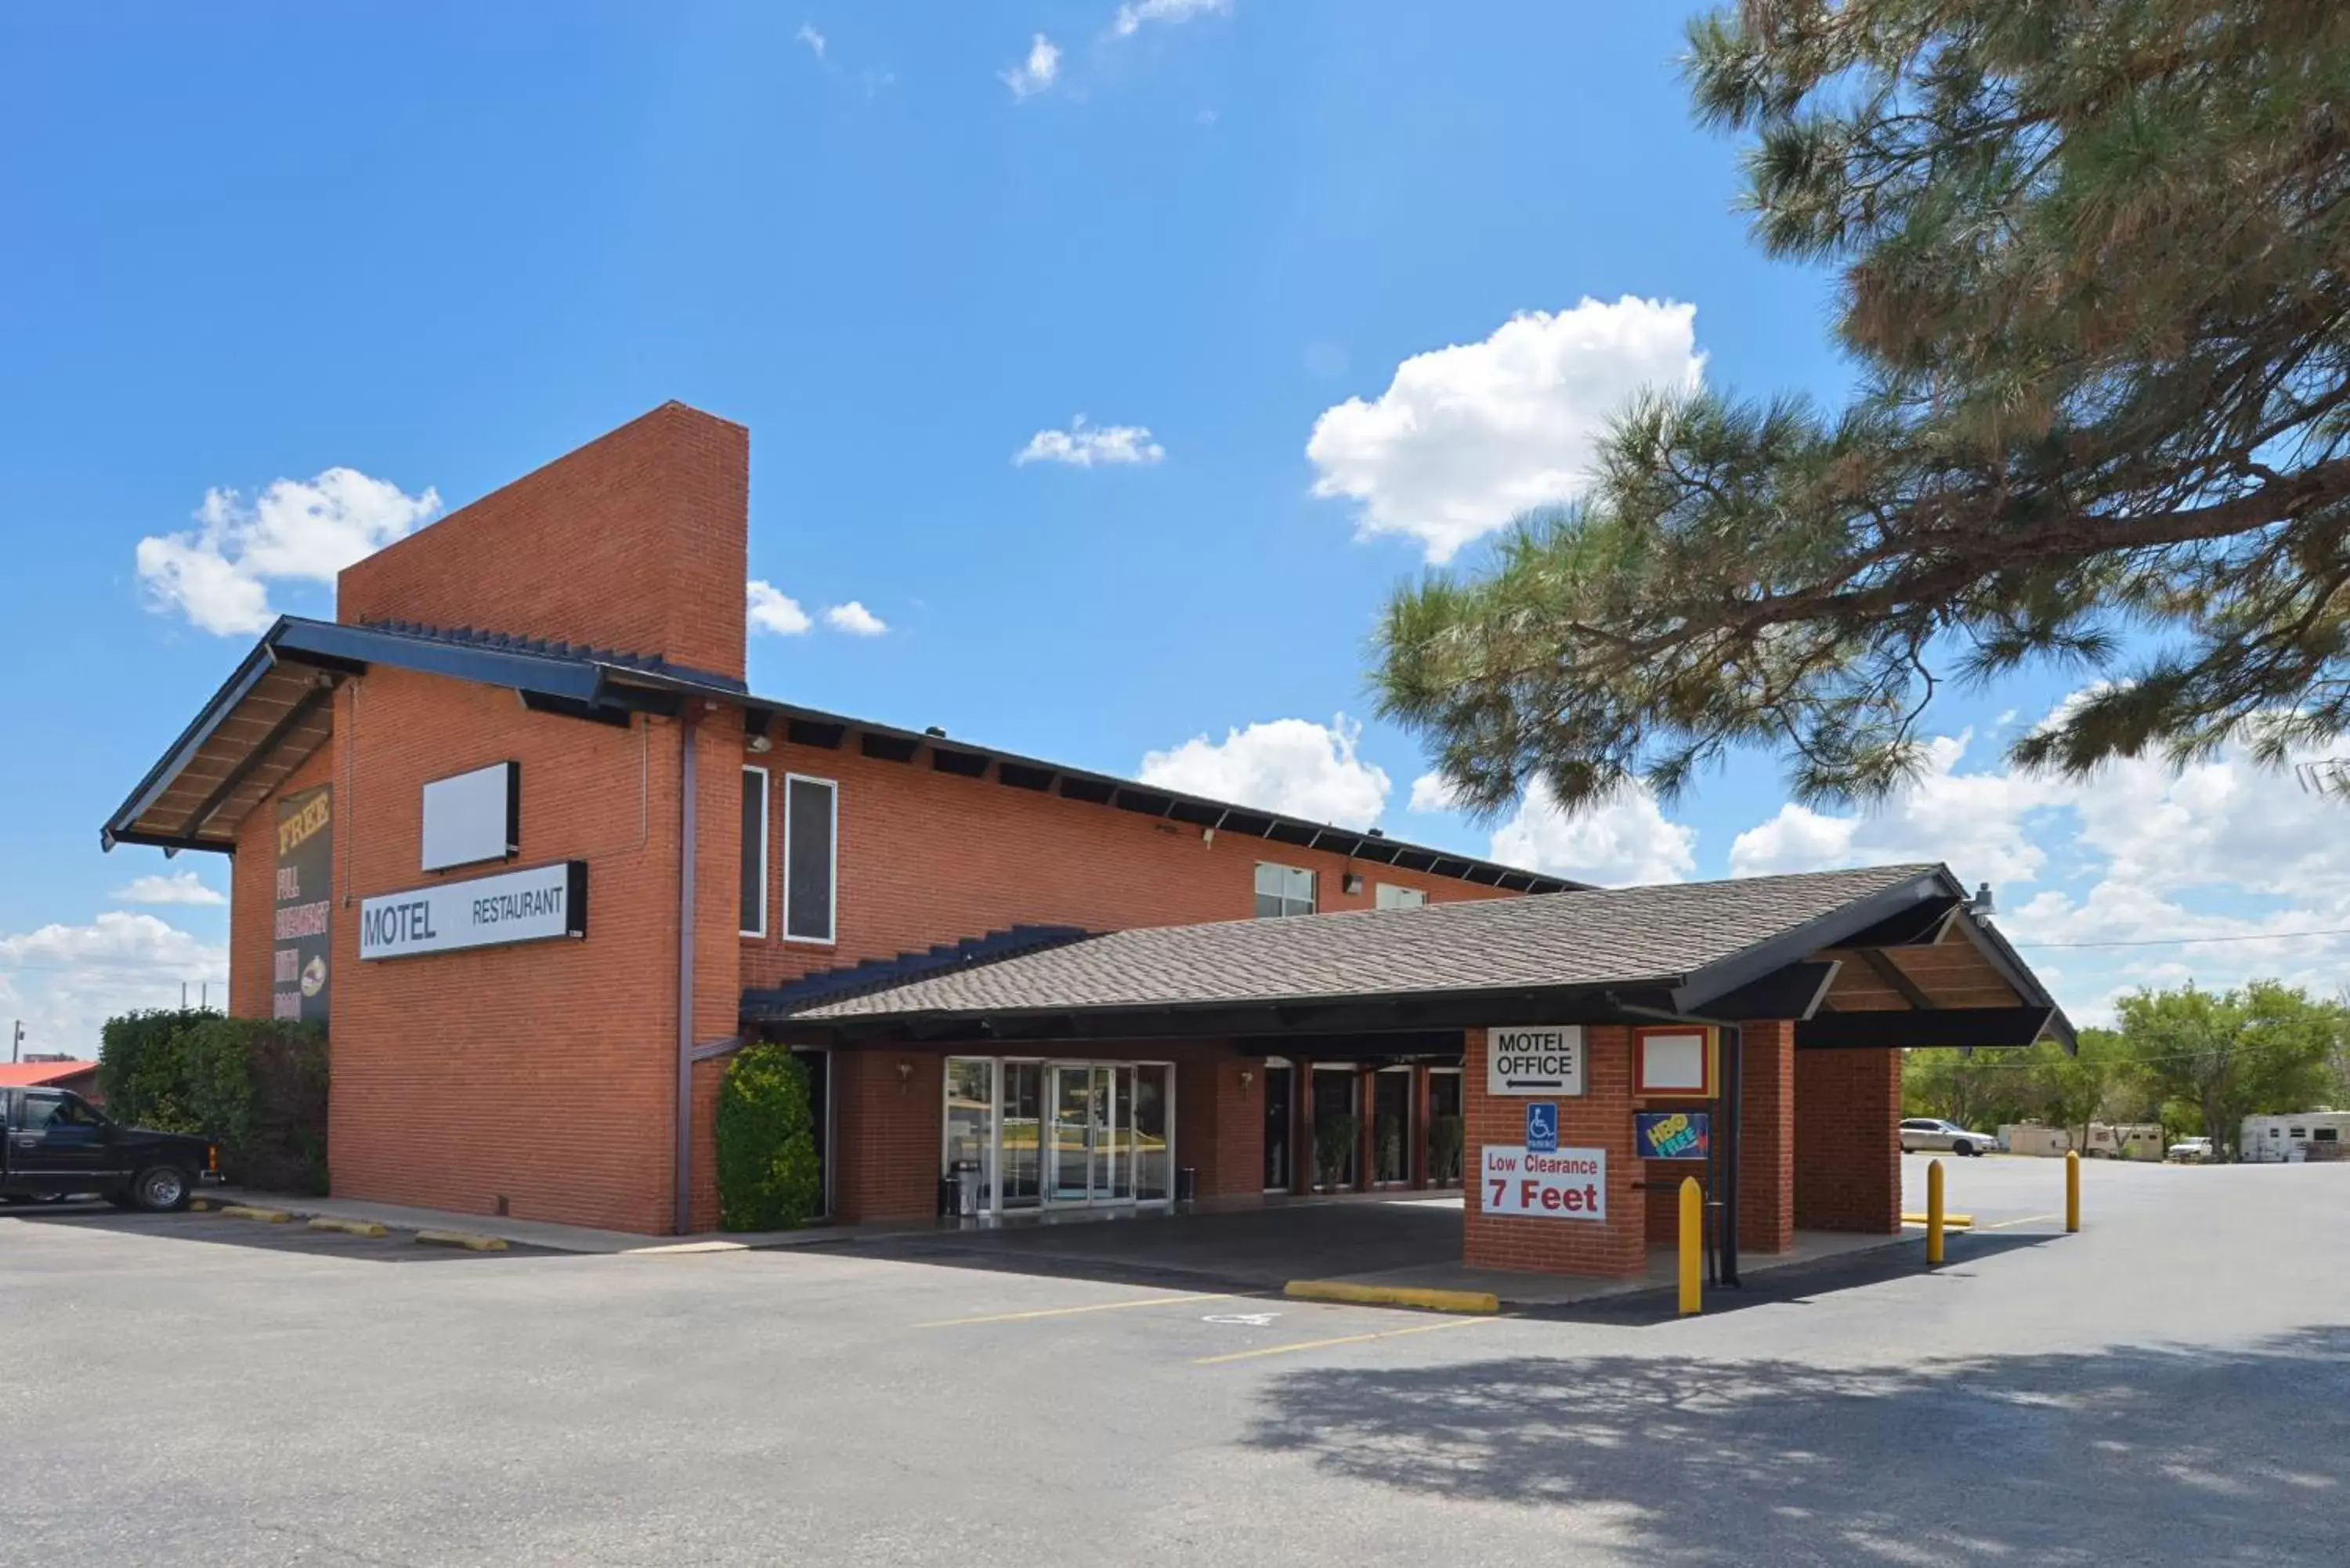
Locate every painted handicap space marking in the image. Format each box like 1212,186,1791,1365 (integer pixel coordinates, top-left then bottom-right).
1202,1312,1282,1326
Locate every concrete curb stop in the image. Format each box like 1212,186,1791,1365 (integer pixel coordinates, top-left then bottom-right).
1285,1279,1499,1315
215,1204,294,1223
307,1216,391,1238
414,1229,508,1252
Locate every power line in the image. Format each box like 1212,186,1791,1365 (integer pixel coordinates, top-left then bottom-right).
2011,927,2350,949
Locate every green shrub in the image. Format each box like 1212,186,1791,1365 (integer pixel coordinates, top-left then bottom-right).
715,1045,820,1231
1314,1113,1360,1189
98,1010,329,1194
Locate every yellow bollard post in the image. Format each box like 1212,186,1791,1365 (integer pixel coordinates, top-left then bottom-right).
1678,1176,1702,1316
1926,1158,1947,1266
2066,1149,2081,1234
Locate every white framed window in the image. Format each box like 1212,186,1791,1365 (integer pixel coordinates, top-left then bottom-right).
739,766,769,938
1375,883,1427,911
783,774,838,945
1253,862,1316,918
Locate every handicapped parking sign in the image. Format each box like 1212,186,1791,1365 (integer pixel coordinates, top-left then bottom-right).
1525,1101,1558,1154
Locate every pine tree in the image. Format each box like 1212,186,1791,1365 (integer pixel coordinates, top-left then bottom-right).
1376,1,2350,815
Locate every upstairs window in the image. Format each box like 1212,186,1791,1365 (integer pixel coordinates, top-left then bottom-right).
1254,863,1316,919
739,767,769,938
1376,883,1427,911
784,775,838,944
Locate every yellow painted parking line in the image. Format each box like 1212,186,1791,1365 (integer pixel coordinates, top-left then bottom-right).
914,1292,1236,1328
1974,1212,2060,1231
1195,1313,1493,1366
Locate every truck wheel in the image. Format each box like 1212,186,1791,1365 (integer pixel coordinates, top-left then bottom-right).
128,1165,192,1213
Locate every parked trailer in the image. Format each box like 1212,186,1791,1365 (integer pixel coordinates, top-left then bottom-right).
2241,1111,2350,1163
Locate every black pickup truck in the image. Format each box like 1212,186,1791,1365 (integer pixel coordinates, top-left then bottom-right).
1,1086,220,1211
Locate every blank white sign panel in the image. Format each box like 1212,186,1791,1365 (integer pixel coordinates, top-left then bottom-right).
1640,1031,1709,1093
421,761,519,872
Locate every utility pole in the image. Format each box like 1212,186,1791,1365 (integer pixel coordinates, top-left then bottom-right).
9,1020,21,1064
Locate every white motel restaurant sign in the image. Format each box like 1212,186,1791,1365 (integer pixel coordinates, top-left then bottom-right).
359,861,587,961
1487,1024,1585,1096
1482,1144,1607,1221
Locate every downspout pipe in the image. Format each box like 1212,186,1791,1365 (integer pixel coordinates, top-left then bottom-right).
674,707,700,1236
1607,996,1745,1289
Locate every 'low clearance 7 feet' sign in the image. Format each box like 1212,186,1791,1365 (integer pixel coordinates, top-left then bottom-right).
1481,1144,1607,1221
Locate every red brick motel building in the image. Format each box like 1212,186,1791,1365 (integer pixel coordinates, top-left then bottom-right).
103,403,2070,1278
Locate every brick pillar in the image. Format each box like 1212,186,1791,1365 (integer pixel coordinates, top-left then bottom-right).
1462,1025,1645,1278
1291,1057,1313,1194
1177,1054,1266,1206
831,1049,943,1224
1795,1046,1904,1233
1411,1066,1431,1189
1737,1021,1796,1254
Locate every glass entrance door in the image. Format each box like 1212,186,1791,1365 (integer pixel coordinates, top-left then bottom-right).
1050,1064,1094,1203
1047,1063,1132,1207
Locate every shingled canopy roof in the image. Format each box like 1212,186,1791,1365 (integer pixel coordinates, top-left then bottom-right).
750,863,2071,1050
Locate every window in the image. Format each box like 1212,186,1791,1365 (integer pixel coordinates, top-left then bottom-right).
20,1093,64,1132
1254,862,1316,918
2314,1128,2340,1143
783,775,837,944
1375,883,1427,911
739,766,768,937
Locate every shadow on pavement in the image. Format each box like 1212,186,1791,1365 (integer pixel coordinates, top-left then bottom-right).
826,1201,1465,1296
1531,1231,2062,1325
1241,1325,2350,1563
3,1203,555,1263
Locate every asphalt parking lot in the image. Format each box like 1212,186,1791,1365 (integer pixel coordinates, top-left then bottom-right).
4,1154,2345,1567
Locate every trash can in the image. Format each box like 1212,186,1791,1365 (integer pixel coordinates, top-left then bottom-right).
1174,1166,1197,1205
949,1158,982,1219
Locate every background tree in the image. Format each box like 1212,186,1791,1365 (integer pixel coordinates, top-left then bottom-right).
1377,0,2350,817
2116,981,2345,1151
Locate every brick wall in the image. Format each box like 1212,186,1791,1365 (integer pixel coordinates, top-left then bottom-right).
1738,1020,1796,1254
338,402,749,682
1176,1050,1266,1205
1462,1025,1645,1279
1794,1047,1903,1233
261,670,742,1234
736,735,1513,993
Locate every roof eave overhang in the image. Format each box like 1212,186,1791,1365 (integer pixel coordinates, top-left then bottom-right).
753,976,1690,1048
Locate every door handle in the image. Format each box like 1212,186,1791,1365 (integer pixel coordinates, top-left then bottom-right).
12,1136,37,1147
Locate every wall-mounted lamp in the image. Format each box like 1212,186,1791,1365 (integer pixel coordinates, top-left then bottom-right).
1343,873,1364,895
746,732,773,754
1239,1068,1255,1089
896,1059,913,1089
1202,827,1216,846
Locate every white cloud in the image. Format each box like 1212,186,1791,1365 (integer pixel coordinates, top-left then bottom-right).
1487,777,1697,887
1140,716,1392,830
1001,34,1061,99
1306,298,1705,563
1714,695,2350,1024
1409,768,1696,886
0,912,229,1057
1014,416,1164,468
825,601,888,636
1113,0,1231,37
747,580,812,636
1729,731,2063,888
136,468,441,635
795,23,826,59
110,871,226,908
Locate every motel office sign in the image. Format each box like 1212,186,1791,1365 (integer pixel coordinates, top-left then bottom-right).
1486,1024,1585,1097
359,861,588,961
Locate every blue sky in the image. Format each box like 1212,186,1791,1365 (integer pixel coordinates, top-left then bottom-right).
5,1,2344,1053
